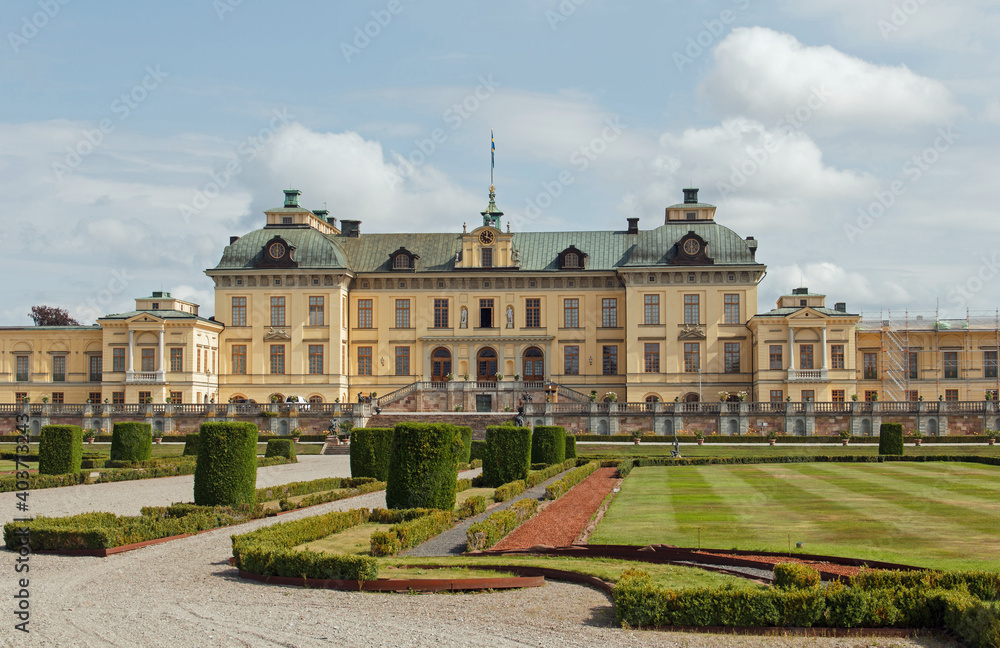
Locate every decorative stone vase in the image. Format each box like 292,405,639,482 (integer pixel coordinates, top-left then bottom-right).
154,438,162,445
697,439,704,446
842,440,849,446
914,438,922,446
632,438,640,445
768,439,776,446
990,438,996,446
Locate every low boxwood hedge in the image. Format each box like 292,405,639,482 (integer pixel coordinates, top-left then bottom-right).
466,498,537,551
773,562,821,589
349,427,394,481
38,425,84,475
110,422,152,463
457,495,488,519
545,461,599,500
369,508,455,557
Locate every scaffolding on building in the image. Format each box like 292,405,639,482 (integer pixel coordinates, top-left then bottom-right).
857,309,1000,402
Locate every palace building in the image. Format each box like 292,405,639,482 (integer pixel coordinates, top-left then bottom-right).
1,187,998,410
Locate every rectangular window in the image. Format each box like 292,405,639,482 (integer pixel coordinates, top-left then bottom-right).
269,344,285,375
231,296,247,326
395,346,410,376
231,345,247,375
112,392,125,405
395,299,410,328
270,296,285,327
15,356,29,382
358,299,373,328
89,355,102,382
943,351,958,379
602,345,618,375
864,390,878,402
769,345,783,371
684,294,700,325
197,349,202,373
909,351,919,380
89,391,101,404
141,348,155,373
15,393,27,404
564,345,579,375
770,390,783,402
358,347,372,376
945,389,959,402
644,295,660,325
51,392,63,404
684,342,700,373
831,345,845,370
170,391,183,404
862,352,878,379
905,390,919,401
481,247,493,267
832,389,845,403
601,298,617,327
644,343,660,373
800,345,814,370
986,351,998,378
113,348,125,373
138,391,151,404
479,298,494,328
563,298,579,328
724,294,740,324
434,299,449,328
308,345,324,375
309,296,325,326
525,298,541,328
170,348,183,372
724,343,740,374
801,390,815,401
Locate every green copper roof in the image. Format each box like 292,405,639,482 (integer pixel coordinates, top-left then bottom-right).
212,220,762,274
754,307,860,318
99,310,221,325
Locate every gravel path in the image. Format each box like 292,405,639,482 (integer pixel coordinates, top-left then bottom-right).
0,459,960,647
403,470,567,557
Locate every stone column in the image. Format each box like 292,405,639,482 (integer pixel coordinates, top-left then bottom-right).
157,329,166,382
126,330,135,381
787,327,795,371
820,327,828,371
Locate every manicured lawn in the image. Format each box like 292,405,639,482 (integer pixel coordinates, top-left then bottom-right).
579,442,1000,458
298,523,391,555
0,459,37,473
591,463,1000,570
456,487,494,507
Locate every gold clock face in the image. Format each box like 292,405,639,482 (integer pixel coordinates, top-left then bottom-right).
683,239,700,256
269,242,286,259
478,230,495,245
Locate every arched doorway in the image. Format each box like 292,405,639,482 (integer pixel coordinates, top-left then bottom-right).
794,419,805,436
522,347,544,381
927,419,938,436
477,347,498,381
663,419,673,435
431,347,452,382
727,419,738,435
861,419,872,436
683,393,700,403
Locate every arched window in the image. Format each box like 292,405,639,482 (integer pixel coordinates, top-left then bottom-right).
644,395,660,403
393,254,411,269
308,395,323,404
565,252,579,268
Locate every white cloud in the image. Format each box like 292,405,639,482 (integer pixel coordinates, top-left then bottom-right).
762,262,914,314
700,27,962,130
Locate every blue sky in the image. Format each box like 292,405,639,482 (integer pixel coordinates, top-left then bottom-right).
2,0,999,323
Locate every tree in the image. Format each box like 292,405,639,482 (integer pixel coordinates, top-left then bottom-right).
30,306,80,326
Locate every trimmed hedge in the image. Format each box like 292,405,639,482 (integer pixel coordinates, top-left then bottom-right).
774,562,821,589
182,433,199,456
494,479,526,503
466,498,538,551
38,425,84,475
349,427,394,481
369,508,455,556
531,426,566,466
483,425,532,488
456,426,473,464
457,495,488,519
385,423,461,511
194,422,259,507
264,439,297,462
852,568,1000,602
545,461,599,500
880,423,904,455
110,422,152,463
565,435,577,459
232,508,378,581
470,440,486,462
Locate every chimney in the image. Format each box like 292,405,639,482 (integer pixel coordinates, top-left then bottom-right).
341,220,361,237
626,217,639,234
230,236,239,245
283,189,301,208
835,302,846,313
312,209,329,222
792,287,809,295
745,236,757,258
683,187,699,204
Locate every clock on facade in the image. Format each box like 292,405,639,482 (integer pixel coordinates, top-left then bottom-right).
682,239,700,256
269,242,286,259
478,230,495,245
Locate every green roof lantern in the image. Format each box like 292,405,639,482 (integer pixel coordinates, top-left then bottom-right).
283,189,301,208
683,187,699,204
481,185,503,229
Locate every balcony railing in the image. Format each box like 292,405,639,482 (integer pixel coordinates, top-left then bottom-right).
788,369,827,381
126,371,164,384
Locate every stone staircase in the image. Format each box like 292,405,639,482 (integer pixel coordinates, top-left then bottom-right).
364,412,518,439
321,435,351,455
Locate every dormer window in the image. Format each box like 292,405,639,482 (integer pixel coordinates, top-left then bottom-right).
151,303,159,310
686,212,696,220
389,247,418,271
282,216,292,225
558,245,587,270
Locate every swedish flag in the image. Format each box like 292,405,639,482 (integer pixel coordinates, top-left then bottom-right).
491,130,495,170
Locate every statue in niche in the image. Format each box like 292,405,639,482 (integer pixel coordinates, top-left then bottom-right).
460,306,468,329
506,305,514,329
